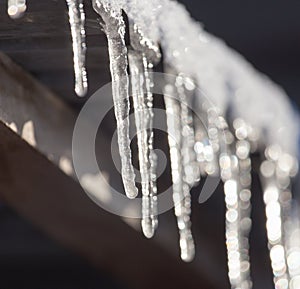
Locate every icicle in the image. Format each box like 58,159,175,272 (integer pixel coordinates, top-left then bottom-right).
209,115,253,289
261,183,289,287
93,0,138,199
66,0,88,97
218,121,243,289
7,0,26,19
128,51,157,238
143,56,159,232
175,75,199,186
164,78,195,262
223,156,243,289
259,145,299,289
233,119,253,289
128,22,160,235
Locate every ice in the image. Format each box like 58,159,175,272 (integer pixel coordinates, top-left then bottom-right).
116,0,299,155
164,80,195,262
66,0,88,97
93,0,138,199
128,51,157,238
92,0,299,272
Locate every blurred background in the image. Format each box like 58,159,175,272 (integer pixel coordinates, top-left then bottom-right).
0,0,299,288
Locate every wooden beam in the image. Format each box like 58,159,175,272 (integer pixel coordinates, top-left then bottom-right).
0,52,215,289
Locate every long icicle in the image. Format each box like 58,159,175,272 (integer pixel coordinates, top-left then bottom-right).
215,115,253,289
66,0,88,97
260,145,298,288
236,147,252,289
164,76,195,262
223,157,243,288
234,119,253,289
218,118,244,289
143,55,159,231
260,154,289,288
129,22,160,233
93,0,138,199
128,51,156,237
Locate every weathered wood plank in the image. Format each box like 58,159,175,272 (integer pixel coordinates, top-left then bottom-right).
0,52,216,289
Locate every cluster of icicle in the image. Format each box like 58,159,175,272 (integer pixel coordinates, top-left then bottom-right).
9,0,300,288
